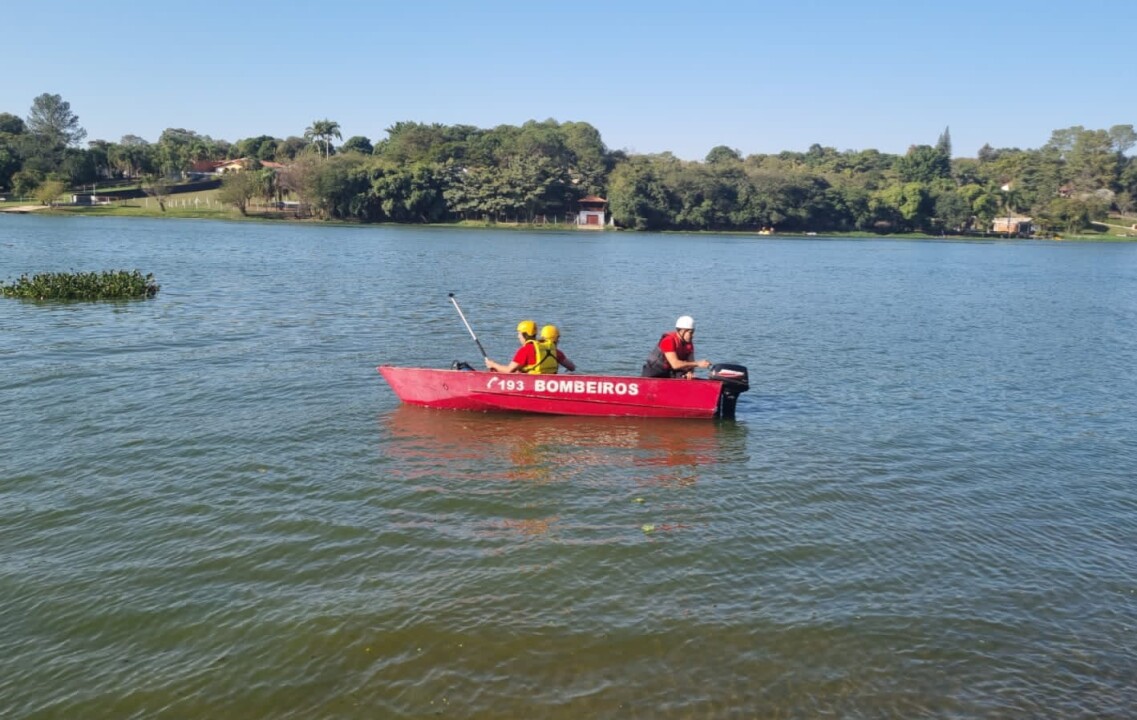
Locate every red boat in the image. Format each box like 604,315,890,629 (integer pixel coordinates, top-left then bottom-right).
377,364,749,419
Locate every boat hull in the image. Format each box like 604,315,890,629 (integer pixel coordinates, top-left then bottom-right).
377,366,736,419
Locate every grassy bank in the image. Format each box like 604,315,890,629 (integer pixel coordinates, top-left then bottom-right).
5,192,1136,241
2,191,220,218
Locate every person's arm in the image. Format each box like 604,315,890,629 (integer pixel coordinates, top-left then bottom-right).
557,349,576,372
485,343,531,373
484,357,522,373
662,351,710,373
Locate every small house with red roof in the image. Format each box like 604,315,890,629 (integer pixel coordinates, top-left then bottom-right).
575,195,607,229
189,160,227,174
189,158,287,176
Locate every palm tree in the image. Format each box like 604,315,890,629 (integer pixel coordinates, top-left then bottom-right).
1001,185,1022,216
304,119,342,159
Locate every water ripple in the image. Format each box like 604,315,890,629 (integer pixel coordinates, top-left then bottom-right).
3,219,1137,717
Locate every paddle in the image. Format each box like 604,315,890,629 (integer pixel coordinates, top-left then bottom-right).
448,293,488,360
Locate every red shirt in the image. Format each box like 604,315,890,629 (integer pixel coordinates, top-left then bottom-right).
511,344,567,366
657,331,694,361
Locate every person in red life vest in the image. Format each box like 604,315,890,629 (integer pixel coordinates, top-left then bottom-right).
641,315,711,379
485,320,575,374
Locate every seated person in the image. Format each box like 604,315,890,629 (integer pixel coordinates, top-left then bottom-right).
641,315,710,379
485,320,574,374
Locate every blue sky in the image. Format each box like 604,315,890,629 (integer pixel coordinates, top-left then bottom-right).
3,0,1133,160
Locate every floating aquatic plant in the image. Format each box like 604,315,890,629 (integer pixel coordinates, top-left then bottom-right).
0,270,160,300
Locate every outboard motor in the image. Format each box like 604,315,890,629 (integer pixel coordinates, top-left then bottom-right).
710,363,750,419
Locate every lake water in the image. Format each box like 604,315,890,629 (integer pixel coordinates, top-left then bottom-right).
2,215,1136,718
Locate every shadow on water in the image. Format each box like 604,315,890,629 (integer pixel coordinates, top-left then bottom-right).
377,404,749,487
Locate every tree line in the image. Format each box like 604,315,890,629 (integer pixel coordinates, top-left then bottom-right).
3,92,1135,234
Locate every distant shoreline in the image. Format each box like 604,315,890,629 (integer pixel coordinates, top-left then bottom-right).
3,199,1134,242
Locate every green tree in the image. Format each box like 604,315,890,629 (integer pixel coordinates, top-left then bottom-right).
1113,191,1132,217
11,169,42,197
1043,126,1082,160
34,179,66,206
441,165,485,220
443,165,512,221
1107,124,1136,155
895,145,950,184
155,128,218,176
705,145,742,165
379,122,455,164
368,162,448,222
142,174,171,211
950,157,984,186
936,126,952,158
26,93,86,148
217,170,262,215
253,167,281,206
607,156,675,230
1066,128,1120,191
0,142,20,191
310,154,372,219
932,189,971,232
874,182,932,231
802,143,827,169
987,147,1062,214
275,136,309,160
61,148,98,185
1037,195,1109,234
403,164,449,222
341,135,374,154
108,137,154,178
561,121,610,195
824,185,873,231
1120,161,1137,211
957,183,999,226
668,162,743,229
277,153,324,217
743,171,791,229
512,120,569,164
739,171,837,232
233,135,280,161
0,112,26,135
831,148,893,182
85,140,110,181
304,119,342,158
18,134,61,177
503,152,568,221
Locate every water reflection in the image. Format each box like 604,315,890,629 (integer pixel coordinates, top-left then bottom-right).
379,405,748,487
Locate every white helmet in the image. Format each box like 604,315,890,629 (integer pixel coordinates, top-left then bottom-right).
675,315,695,330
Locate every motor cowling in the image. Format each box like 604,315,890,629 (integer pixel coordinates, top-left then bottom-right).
711,363,749,419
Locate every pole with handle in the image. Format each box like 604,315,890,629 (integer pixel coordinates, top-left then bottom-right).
448,293,488,359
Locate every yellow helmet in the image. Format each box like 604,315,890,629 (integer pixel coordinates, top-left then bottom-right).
516,320,537,338
540,324,560,342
